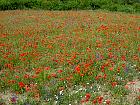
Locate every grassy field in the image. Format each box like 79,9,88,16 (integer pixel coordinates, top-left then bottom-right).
0,10,140,105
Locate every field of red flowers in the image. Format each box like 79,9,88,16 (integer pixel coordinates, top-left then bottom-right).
0,10,140,105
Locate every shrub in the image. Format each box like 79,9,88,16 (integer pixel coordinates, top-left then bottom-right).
62,0,80,10
90,0,116,10
0,0,139,13
117,4,136,13
102,3,119,11
0,0,42,10
133,3,140,12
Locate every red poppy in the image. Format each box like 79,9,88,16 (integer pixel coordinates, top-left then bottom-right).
57,70,63,73
18,82,25,88
106,99,111,104
138,96,140,101
15,75,19,79
80,74,84,77
121,55,126,61
84,63,90,68
103,74,107,79
85,93,91,99
109,67,113,71
24,74,30,79
20,53,27,57
97,96,103,104
25,85,30,92
111,82,117,87
45,66,50,70
51,73,57,77
92,99,97,104
75,65,80,73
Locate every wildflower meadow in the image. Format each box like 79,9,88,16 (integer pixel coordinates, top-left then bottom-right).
0,10,140,105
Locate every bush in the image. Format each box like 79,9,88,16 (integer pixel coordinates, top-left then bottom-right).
41,1,61,10
102,3,119,11
133,3,140,12
112,0,140,5
77,0,92,10
117,4,136,13
63,0,80,10
0,0,42,10
0,0,140,13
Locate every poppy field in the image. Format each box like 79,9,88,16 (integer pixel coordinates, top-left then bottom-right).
0,10,140,105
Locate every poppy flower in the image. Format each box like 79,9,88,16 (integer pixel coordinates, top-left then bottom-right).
75,65,80,73
18,82,25,88
85,93,91,99
19,53,27,57
111,82,117,87
57,70,63,73
97,96,103,104
106,99,111,104
45,66,50,70
92,99,97,104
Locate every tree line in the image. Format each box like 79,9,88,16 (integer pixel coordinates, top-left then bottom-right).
0,0,140,13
